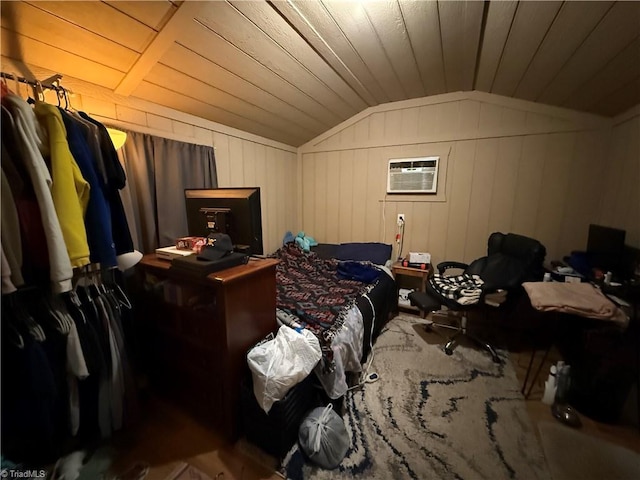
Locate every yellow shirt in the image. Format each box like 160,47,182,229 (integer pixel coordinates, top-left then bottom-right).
34,102,90,268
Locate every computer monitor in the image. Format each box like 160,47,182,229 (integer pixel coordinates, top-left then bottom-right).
184,187,263,255
586,224,626,274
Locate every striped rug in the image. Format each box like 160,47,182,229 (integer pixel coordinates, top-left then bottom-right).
282,314,550,480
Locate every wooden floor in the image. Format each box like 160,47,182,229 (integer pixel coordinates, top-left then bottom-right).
108,392,282,480
106,312,640,479
510,346,640,456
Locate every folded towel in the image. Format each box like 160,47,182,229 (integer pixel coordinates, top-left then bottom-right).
523,282,628,328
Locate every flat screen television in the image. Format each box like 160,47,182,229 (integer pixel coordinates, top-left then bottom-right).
586,224,626,274
184,187,263,255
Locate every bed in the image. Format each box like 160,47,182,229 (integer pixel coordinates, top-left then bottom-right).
271,241,397,399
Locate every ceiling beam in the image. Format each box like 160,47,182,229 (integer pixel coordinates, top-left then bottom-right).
114,0,204,96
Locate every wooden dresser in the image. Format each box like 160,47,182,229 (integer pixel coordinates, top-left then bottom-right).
133,254,278,440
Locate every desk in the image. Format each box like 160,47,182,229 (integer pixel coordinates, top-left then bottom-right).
521,281,637,424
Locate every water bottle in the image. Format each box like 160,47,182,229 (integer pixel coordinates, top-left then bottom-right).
542,365,557,405
554,365,571,405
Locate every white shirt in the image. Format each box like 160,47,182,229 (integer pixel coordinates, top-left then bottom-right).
3,94,73,292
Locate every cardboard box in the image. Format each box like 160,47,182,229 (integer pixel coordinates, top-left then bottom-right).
176,236,207,253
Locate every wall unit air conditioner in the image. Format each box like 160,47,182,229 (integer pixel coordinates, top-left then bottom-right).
387,157,439,194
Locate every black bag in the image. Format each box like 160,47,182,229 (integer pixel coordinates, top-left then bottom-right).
298,404,350,469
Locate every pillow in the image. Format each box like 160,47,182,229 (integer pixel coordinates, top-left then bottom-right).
310,243,340,260
336,242,392,265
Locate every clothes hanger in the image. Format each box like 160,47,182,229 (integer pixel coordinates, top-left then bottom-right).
8,291,46,342
2,293,25,349
102,267,132,310
46,294,74,334
113,283,132,310
73,266,95,308
31,292,65,335
7,322,25,349
27,80,42,105
65,272,88,326
60,86,70,110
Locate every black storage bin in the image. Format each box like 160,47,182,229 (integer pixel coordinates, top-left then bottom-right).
241,371,321,458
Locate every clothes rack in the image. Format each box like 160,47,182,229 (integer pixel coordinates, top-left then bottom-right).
1,76,139,467
0,71,72,105
0,71,65,92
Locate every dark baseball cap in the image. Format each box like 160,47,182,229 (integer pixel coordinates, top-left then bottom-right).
197,233,233,261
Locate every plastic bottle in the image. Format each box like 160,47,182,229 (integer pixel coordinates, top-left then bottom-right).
554,365,571,405
542,365,557,405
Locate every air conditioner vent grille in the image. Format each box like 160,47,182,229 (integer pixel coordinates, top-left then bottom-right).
387,157,439,194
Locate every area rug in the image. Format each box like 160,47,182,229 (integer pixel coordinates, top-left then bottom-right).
282,314,550,479
538,421,640,480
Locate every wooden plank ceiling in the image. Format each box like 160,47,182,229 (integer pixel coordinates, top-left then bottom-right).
1,0,639,147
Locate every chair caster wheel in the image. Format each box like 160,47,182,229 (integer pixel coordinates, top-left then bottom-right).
444,347,453,356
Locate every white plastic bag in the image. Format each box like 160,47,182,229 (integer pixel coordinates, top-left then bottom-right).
299,404,350,469
247,325,322,413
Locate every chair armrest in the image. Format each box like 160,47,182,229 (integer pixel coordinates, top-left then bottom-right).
436,261,469,274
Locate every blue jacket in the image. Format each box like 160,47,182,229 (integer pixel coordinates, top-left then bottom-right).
59,109,117,267
78,112,133,255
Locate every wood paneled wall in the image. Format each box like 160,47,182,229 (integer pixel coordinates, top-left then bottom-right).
299,92,616,266
597,109,640,247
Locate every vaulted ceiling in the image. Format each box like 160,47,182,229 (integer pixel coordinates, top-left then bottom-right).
1,1,639,147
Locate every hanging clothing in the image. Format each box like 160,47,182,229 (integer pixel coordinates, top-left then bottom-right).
66,319,89,436
1,322,59,464
34,102,91,269
68,111,108,185
64,291,109,439
1,78,139,465
76,286,112,438
2,93,73,293
1,167,24,287
59,109,117,267
1,119,49,281
78,112,134,256
1,244,17,294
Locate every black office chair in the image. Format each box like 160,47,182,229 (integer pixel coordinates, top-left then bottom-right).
409,232,546,363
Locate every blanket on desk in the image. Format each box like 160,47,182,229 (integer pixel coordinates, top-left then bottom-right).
523,282,628,328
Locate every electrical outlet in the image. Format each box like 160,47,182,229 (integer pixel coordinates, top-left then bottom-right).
397,213,405,226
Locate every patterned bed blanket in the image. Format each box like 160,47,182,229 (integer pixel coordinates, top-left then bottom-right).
272,243,373,371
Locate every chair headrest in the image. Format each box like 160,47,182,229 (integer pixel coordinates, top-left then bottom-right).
487,232,546,266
